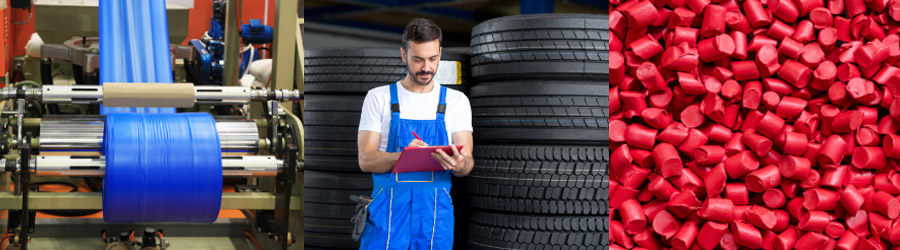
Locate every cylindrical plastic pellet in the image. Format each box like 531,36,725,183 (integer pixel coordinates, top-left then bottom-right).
700,198,735,222
746,205,777,230
818,135,847,166
795,232,830,249
799,210,833,231
652,210,681,239
653,143,683,178
698,34,736,62
872,191,900,219
804,188,840,210
697,221,729,250
746,165,782,192
725,150,761,179
620,199,647,235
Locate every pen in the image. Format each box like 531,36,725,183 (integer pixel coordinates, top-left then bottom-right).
412,132,422,141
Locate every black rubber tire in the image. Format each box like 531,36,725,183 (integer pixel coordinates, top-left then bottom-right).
304,232,358,249
303,170,373,249
470,14,609,81
469,80,609,145
304,95,366,172
470,211,608,233
302,246,355,250
467,212,608,249
466,145,608,215
305,48,471,94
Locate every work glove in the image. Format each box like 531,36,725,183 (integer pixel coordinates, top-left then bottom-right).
349,195,372,241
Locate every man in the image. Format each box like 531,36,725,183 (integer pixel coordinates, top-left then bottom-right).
356,18,474,249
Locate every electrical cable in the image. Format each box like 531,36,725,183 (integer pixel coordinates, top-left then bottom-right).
243,44,255,77
12,1,33,25
256,47,272,56
31,181,78,192
1,228,9,250
243,230,262,250
14,80,40,89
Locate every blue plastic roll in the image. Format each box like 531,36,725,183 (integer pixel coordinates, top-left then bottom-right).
100,0,176,114
103,113,222,223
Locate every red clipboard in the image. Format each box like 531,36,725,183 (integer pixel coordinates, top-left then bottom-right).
392,145,464,173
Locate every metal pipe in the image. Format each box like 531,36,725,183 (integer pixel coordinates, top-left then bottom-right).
16,99,24,145
38,118,260,151
0,85,302,105
29,155,281,177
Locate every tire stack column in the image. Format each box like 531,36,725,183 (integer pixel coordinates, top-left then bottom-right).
465,14,610,249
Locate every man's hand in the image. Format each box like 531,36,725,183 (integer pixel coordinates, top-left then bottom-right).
408,139,429,148
431,144,467,175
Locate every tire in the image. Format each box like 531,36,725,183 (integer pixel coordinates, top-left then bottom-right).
304,95,365,172
470,14,609,81
469,80,609,145
467,212,608,250
304,232,358,249
305,48,471,94
467,211,608,249
466,145,608,215
470,211,608,233
303,170,373,249
302,246,355,250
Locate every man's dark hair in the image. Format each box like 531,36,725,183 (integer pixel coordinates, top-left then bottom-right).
401,18,442,50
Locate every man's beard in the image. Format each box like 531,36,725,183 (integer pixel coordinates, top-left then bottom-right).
410,70,434,86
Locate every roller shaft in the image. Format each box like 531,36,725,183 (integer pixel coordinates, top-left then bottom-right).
39,118,260,151
31,155,281,177
0,85,301,105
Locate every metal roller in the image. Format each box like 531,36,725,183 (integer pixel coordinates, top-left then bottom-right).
21,155,282,177
38,118,261,151
0,84,301,106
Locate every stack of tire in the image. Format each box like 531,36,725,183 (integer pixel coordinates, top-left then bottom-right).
466,14,609,249
303,48,472,249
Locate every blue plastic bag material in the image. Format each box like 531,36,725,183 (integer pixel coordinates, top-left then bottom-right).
100,0,176,114
103,113,223,223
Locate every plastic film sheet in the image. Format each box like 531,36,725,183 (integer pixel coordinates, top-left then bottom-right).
102,113,222,223
99,0,176,114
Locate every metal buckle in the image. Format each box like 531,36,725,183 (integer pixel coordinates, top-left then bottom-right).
395,171,434,183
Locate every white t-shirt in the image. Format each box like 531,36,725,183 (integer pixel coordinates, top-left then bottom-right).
358,81,473,152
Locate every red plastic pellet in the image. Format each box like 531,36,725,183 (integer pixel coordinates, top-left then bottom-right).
610,0,900,247
620,199,647,235
798,210,833,231
697,221,729,249
671,220,698,249
774,228,799,250
699,198,735,222
622,0,659,28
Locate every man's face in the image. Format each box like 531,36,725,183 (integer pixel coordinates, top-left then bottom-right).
401,40,442,86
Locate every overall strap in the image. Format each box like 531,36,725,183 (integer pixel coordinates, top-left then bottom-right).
436,86,447,120
390,83,400,119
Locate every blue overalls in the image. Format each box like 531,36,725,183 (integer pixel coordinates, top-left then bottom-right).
360,83,454,249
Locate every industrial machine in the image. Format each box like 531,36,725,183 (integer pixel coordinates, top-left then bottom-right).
187,0,274,86
0,83,303,249
0,0,303,249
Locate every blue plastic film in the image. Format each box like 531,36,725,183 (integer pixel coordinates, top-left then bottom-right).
99,0,176,114
103,113,223,223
